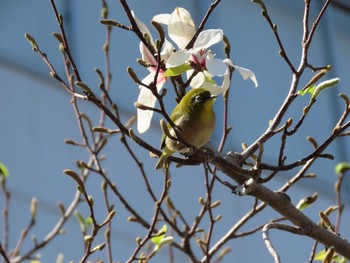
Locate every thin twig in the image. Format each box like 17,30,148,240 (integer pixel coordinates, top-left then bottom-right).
308,240,318,263
126,172,170,263
1,179,10,253
242,0,333,160
252,0,296,73
334,172,345,233
119,0,156,56
11,190,82,263
120,134,185,235
31,45,87,100
201,198,263,262
10,210,36,259
102,182,113,263
306,0,332,45
49,0,82,81
185,0,222,50
260,118,350,172
203,164,216,262
0,242,10,263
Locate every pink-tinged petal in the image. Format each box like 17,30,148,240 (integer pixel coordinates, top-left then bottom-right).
140,42,157,66
153,14,171,25
233,65,258,87
168,7,196,49
142,70,167,89
155,71,166,86
206,54,228,76
132,11,154,45
193,29,223,50
166,50,190,68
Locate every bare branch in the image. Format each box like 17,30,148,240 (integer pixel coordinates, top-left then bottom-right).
185,0,222,50
0,242,10,263
262,223,304,263
252,0,296,73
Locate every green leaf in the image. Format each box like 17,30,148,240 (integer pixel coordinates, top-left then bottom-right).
298,78,339,99
314,249,327,261
151,225,173,253
0,162,9,178
297,85,316,96
335,162,350,175
151,224,167,246
163,64,192,77
314,249,342,262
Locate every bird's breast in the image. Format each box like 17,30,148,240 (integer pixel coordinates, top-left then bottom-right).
166,111,215,152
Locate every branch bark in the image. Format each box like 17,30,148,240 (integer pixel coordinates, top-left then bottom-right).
213,156,350,259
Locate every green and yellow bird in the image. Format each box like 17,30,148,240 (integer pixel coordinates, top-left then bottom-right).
155,88,217,170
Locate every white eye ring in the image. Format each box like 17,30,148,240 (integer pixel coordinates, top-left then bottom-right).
195,95,202,103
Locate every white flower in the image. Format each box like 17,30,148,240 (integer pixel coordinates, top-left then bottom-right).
135,7,258,133
133,12,173,133
154,7,196,49
155,7,258,95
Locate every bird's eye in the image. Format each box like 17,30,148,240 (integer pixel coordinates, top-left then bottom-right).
195,95,202,103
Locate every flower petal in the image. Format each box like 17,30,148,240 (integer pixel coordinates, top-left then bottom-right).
160,38,174,61
137,87,156,133
136,74,166,133
168,7,196,49
206,54,228,76
188,71,205,89
233,65,258,87
223,58,234,67
140,42,157,66
201,73,230,95
166,50,190,68
132,11,153,45
202,82,225,95
221,72,231,91
153,14,171,25
193,29,223,50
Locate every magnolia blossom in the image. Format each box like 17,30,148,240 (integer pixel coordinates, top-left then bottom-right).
133,12,174,133
154,7,258,94
135,7,258,133
137,45,166,133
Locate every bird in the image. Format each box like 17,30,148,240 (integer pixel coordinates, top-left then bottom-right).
155,88,217,170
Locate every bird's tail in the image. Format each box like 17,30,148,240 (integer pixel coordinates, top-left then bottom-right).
155,148,173,170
